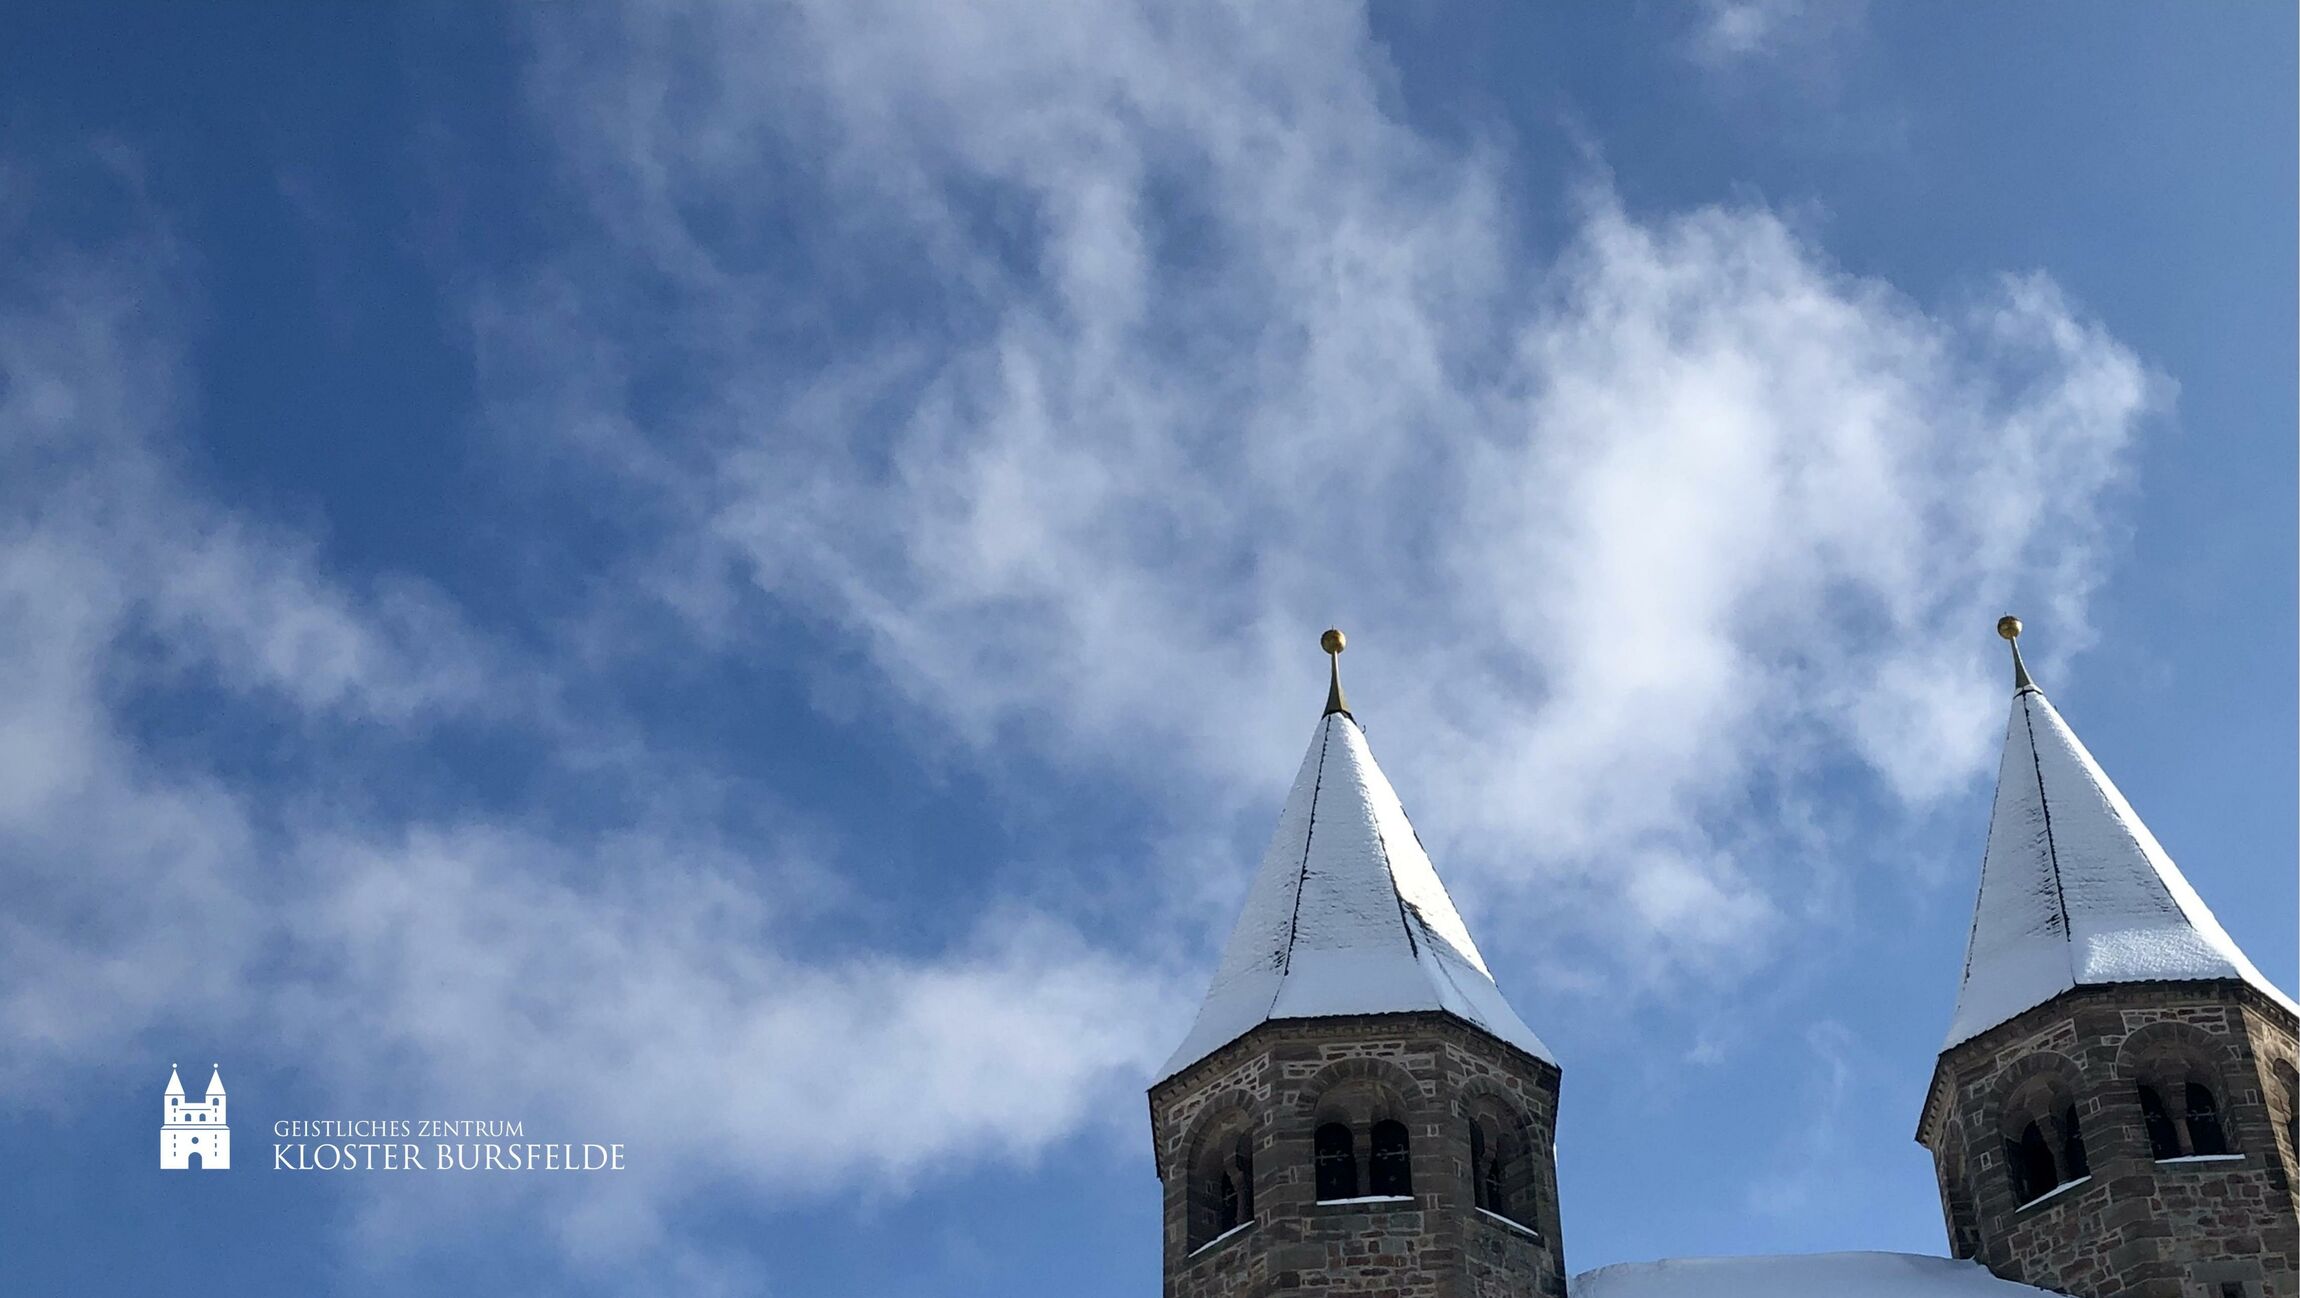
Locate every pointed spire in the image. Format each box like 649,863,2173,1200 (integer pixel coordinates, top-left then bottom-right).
165,1065,185,1096
1998,614,2035,692
1321,627,1351,718
1156,636,1549,1082
205,1066,225,1097
1945,621,2297,1048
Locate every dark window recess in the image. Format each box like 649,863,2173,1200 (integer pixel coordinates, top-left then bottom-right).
2140,1084,2183,1160
1233,1135,1254,1223
2289,1073,2299,1159
2186,1083,2229,1156
1314,1123,1358,1201
2059,1104,2089,1180
2009,1122,2058,1203
1369,1120,1413,1197
1470,1122,1509,1214
2220,1283,2248,1298
1187,1127,1256,1249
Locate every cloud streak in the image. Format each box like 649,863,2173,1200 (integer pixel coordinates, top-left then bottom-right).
492,0,2158,988
0,167,1181,1283
1,0,2165,1287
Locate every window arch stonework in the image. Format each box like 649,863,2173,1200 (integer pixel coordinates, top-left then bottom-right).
1994,1064,2087,1205
1181,1100,1258,1251
1299,1058,1422,1205
1461,1088,1542,1232
1295,1057,1427,1120
2267,1056,2300,1170
2117,1023,2243,1161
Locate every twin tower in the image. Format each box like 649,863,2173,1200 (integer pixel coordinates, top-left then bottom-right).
1149,626,2299,1297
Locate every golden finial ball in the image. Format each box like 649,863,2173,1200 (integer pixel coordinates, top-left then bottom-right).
1321,628,1347,655
1997,615,2023,641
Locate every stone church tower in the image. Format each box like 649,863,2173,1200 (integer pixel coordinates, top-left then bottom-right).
1918,620,2300,1297
1148,632,1565,1298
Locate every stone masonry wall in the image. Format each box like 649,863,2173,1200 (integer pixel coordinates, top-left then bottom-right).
1920,982,2300,1298
1151,1013,1565,1298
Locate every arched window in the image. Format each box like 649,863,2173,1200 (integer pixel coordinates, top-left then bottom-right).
1185,1115,1256,1250
1997,1070,2083,1205
2008,1121,2058,1203
2139,1084,2183,1160
1314,1123,1358,1201
2184,1082,2228,1156
2059,1104,2088,1179
1467,1101,1545,1231
1470,1120,1508,1214
1368,1119,1413,1197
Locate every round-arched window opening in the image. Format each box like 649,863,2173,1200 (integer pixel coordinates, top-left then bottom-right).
1997,1070,2085,1205
1184,1117,1256,1250
2139,1083,2183,1160
1368,1119,1412,1197
2058,1103,2088,1179
1314,1122,1358,1201
2008,1121,2057,1204
1464,1101,1543,1231
2185,1082,2229,1156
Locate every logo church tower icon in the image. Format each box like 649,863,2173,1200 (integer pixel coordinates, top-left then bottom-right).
161,1064,230,1170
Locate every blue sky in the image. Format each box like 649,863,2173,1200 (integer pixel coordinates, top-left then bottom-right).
0,3,2291,1295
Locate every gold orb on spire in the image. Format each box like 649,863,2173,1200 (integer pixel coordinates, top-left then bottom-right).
1997,615,2023,641
1320,628,1352,717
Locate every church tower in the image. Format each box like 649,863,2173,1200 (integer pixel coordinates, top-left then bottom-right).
1918,619,2300,1297
1149,632,1566,1298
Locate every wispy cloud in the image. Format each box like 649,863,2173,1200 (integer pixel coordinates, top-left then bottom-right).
1,0,2165,1287
488,0,2157,988
1684,0,1866,73
0,169,1181,1283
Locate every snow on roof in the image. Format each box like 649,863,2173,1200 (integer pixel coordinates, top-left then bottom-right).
1573,1252,2061,1298
1943,678,2299,1049
1155,711,1551,1085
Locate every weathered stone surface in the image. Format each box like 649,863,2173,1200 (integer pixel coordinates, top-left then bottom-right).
1918,980,2300,1297
1150,1012,1565,1298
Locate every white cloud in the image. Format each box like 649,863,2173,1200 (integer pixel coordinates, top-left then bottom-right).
0,0,2166,1285
490,0,2158,993
1685,0,1865,72
0,185,1181,1275
287,826,1175,1262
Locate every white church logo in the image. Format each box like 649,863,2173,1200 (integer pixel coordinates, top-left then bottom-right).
161,1064,230,1170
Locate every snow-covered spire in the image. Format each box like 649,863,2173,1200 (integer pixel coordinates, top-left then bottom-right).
1943,619,2298,1048
165,1065,185,1097
1156,633,1550,1083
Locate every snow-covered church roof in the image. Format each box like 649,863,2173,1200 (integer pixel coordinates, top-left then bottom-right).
1943,624,2299,1048
1155,638,1551,1083
1573,1251,2061,1298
